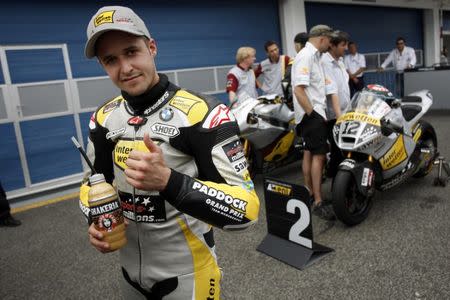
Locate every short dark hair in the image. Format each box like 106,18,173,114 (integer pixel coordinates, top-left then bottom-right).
348,41,356,47
294,32,309,46
396,37,405,44
264,40,278,51
330,31,350,46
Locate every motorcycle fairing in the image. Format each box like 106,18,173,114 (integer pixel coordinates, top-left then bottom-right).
334,117,382,153
379,161,415,190
379,135,408,170
263,131,295,162
337,159,375,197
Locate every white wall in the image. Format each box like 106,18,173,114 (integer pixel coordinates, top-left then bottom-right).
278,0,307,58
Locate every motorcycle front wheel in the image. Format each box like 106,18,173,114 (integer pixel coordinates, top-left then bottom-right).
332,171,373,226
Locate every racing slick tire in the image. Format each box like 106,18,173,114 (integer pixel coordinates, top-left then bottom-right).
332,170,373,226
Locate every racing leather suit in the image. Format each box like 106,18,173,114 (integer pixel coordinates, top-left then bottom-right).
79,74,260,299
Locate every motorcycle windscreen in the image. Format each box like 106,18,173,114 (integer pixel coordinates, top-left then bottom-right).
334,92,391,152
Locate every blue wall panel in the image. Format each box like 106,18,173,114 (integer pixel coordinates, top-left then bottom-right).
7,49,66,84
0,60,4,84
20,115,82,184
304,3,424,53
211,92,229,105
444,11,450,31
364,71,398,97
0,1,280,79
0,123,25,191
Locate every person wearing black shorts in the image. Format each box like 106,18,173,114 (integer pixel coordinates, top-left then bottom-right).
296,110,328,155
292,25,335,220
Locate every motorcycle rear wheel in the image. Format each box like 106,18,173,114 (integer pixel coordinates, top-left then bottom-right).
332,171,373,226
413,130,437,178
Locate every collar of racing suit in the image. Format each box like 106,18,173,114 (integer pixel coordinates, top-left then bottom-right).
121,73,169,115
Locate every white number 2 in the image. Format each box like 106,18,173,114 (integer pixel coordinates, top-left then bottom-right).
287,199,312,248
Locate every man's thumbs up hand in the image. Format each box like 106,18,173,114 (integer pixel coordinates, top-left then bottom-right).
125,133,171,191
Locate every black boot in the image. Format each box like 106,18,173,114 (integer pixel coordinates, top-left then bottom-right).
0,215,21,227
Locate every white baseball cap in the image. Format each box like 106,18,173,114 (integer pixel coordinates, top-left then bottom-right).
85,6,151,58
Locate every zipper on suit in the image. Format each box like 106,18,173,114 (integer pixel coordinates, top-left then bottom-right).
132,125,143,286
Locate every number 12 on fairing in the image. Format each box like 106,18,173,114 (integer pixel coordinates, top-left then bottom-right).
287,199,312,248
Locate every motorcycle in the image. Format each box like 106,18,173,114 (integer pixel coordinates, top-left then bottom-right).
230,94,300,177
332,85,438,226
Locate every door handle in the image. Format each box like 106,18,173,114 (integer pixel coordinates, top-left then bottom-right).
16,105,23,117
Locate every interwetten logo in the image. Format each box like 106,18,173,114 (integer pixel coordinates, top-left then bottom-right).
95,10,115,27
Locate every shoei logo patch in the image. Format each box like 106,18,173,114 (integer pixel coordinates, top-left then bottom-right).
203,104,235,129
151,123,180,137
266,183,292,196
94,10,115,27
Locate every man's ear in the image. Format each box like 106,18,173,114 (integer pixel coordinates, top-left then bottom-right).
147,38,157,56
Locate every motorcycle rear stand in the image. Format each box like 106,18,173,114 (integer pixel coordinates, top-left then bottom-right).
433,155,450,187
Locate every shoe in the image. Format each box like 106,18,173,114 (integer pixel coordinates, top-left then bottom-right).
0,215,22,227
312,202,335,221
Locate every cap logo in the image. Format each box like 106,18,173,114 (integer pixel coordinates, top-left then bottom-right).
94,10,115,27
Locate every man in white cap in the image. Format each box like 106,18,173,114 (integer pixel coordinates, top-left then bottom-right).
80,6,260,299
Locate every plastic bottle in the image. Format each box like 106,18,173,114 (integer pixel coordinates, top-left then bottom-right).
88,173,127,250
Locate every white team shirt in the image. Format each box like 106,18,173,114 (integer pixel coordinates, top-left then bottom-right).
291,42,332,123
322,52,350,120
257,55,288,96
227,65,258,101
381,46,416,73
344,53,366,78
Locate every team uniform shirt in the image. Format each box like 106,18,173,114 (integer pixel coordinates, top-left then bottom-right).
381,46,416,73
322,52,350,120
291,42,332,123
226,65,258,102
344,53,366,78
79,74,260,298
255,55,290,96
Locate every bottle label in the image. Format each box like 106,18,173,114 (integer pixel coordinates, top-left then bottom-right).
90,199,124,232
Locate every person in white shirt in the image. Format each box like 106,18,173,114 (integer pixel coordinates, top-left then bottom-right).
282,32,309,107
255,41,291,97
344,41,366,98
379,37,416,97
322,31,350,178
292,24,336,220
226,47,259,105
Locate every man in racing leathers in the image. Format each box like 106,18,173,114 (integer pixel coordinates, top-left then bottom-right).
79,6,260,299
